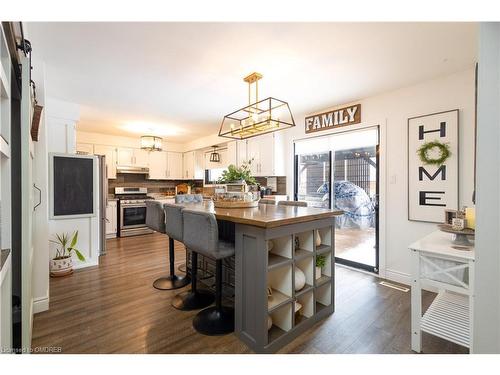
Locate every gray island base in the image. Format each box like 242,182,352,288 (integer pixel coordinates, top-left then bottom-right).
157,201,341,353
235,217,336,353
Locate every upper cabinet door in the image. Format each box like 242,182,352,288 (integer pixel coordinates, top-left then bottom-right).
257,133,275,176
94,145,117,179
246,137,261,176
183,151,194,179
117,148,134,166
226,141,237,167
236,140,247,167
167,152,183,179
148,151,168,179
133,149,149,167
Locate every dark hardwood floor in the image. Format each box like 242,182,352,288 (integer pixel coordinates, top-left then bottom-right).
32,232,468,354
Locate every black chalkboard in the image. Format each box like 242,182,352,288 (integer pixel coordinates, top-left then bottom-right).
53,156,94,216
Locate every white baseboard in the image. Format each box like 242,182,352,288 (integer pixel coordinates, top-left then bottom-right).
384,269,411,286
33,295,49,314
73,258,99,270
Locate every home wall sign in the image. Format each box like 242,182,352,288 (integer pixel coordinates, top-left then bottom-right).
408,109,459,223
305,104,361,134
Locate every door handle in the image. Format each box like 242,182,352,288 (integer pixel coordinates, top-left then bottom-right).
33,183,42,211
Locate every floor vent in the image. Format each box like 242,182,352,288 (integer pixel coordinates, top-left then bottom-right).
379,281,410,292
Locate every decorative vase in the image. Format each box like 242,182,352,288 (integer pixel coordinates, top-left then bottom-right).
50,256,73,277
266,240,274,252
315,231,322,247
315,266,322,280
295,266,306,291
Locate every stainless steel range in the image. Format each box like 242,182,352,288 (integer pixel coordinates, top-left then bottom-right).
115,187,154,237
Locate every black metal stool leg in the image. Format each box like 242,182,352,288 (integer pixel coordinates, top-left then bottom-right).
193,259,234,335
153,238,190,290
172,251,214,310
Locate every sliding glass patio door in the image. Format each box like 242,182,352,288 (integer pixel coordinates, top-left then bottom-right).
294,127,379,273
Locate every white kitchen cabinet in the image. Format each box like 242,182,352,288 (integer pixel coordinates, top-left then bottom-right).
134,149,149,167
117,148,135,166
117,147,148,167
167,152,183,179
105,200,118,238
148,151,183,180
94,144,117,179
183,151,195,179
148,151,168,179
226,141,237,166
246,133,285,176
76,143,94,155
236,140,248,167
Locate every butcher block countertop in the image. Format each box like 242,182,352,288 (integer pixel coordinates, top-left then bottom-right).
156,199,343,229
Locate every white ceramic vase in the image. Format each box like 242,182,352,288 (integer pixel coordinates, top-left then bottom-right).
295,266,306,291
267,315,273,330
315,231,322,247
315,266,322,280
50,256,73,277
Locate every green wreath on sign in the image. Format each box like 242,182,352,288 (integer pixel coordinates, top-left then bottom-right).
417,141,452,166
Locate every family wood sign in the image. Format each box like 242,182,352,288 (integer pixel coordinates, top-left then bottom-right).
305,104,361,134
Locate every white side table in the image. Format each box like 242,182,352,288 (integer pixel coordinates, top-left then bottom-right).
409,231,475,353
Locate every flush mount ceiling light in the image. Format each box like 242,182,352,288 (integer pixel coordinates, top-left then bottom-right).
141,135,162,151
210,145,221,163
219,72,295,140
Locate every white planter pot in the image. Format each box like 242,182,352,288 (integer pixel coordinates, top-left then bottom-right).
315,266,322,280
50,256,73,277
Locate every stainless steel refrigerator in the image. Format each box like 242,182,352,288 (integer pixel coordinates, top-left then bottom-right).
97,155,108,255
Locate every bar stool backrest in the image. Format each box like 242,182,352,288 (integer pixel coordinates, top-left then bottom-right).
145,200,166,233
164,203,184,242
278,200,308,207
175,194,203,204
182,209,220,259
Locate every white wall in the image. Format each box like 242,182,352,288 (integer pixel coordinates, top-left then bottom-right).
32,63,50,314
46,98,100,270
283,68,476,283
77,130,185,152
473,23,500,354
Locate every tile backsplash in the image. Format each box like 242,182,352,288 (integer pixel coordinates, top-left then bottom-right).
108,174,203,195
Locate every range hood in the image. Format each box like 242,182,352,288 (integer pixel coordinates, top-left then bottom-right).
116,165,149,174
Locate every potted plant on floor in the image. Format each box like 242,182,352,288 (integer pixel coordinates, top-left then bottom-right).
316,254,326,280
50,231,85,277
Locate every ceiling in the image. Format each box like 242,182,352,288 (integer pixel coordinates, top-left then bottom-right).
26,22,477,143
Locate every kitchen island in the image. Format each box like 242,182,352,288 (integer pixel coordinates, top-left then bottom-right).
155,200,343,353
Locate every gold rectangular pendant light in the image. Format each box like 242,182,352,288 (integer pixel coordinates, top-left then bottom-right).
219,72,295,140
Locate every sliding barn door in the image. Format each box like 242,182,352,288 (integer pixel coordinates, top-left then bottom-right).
20,55,34,350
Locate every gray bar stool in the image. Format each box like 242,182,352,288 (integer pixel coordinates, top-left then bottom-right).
146,201,190,290
169,203,215,311
182,208,235,335
278,200,308,207
175,194,203,273
175,194,203,204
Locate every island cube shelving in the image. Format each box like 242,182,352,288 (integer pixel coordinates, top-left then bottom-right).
235,217,335,353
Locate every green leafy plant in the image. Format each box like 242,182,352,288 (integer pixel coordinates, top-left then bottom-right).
218,159,256,185
417,141,451,166
316,254,326,268
50,231,85,261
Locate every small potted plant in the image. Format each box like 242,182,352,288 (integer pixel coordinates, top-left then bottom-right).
316,254,326,280
49,231,85,277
